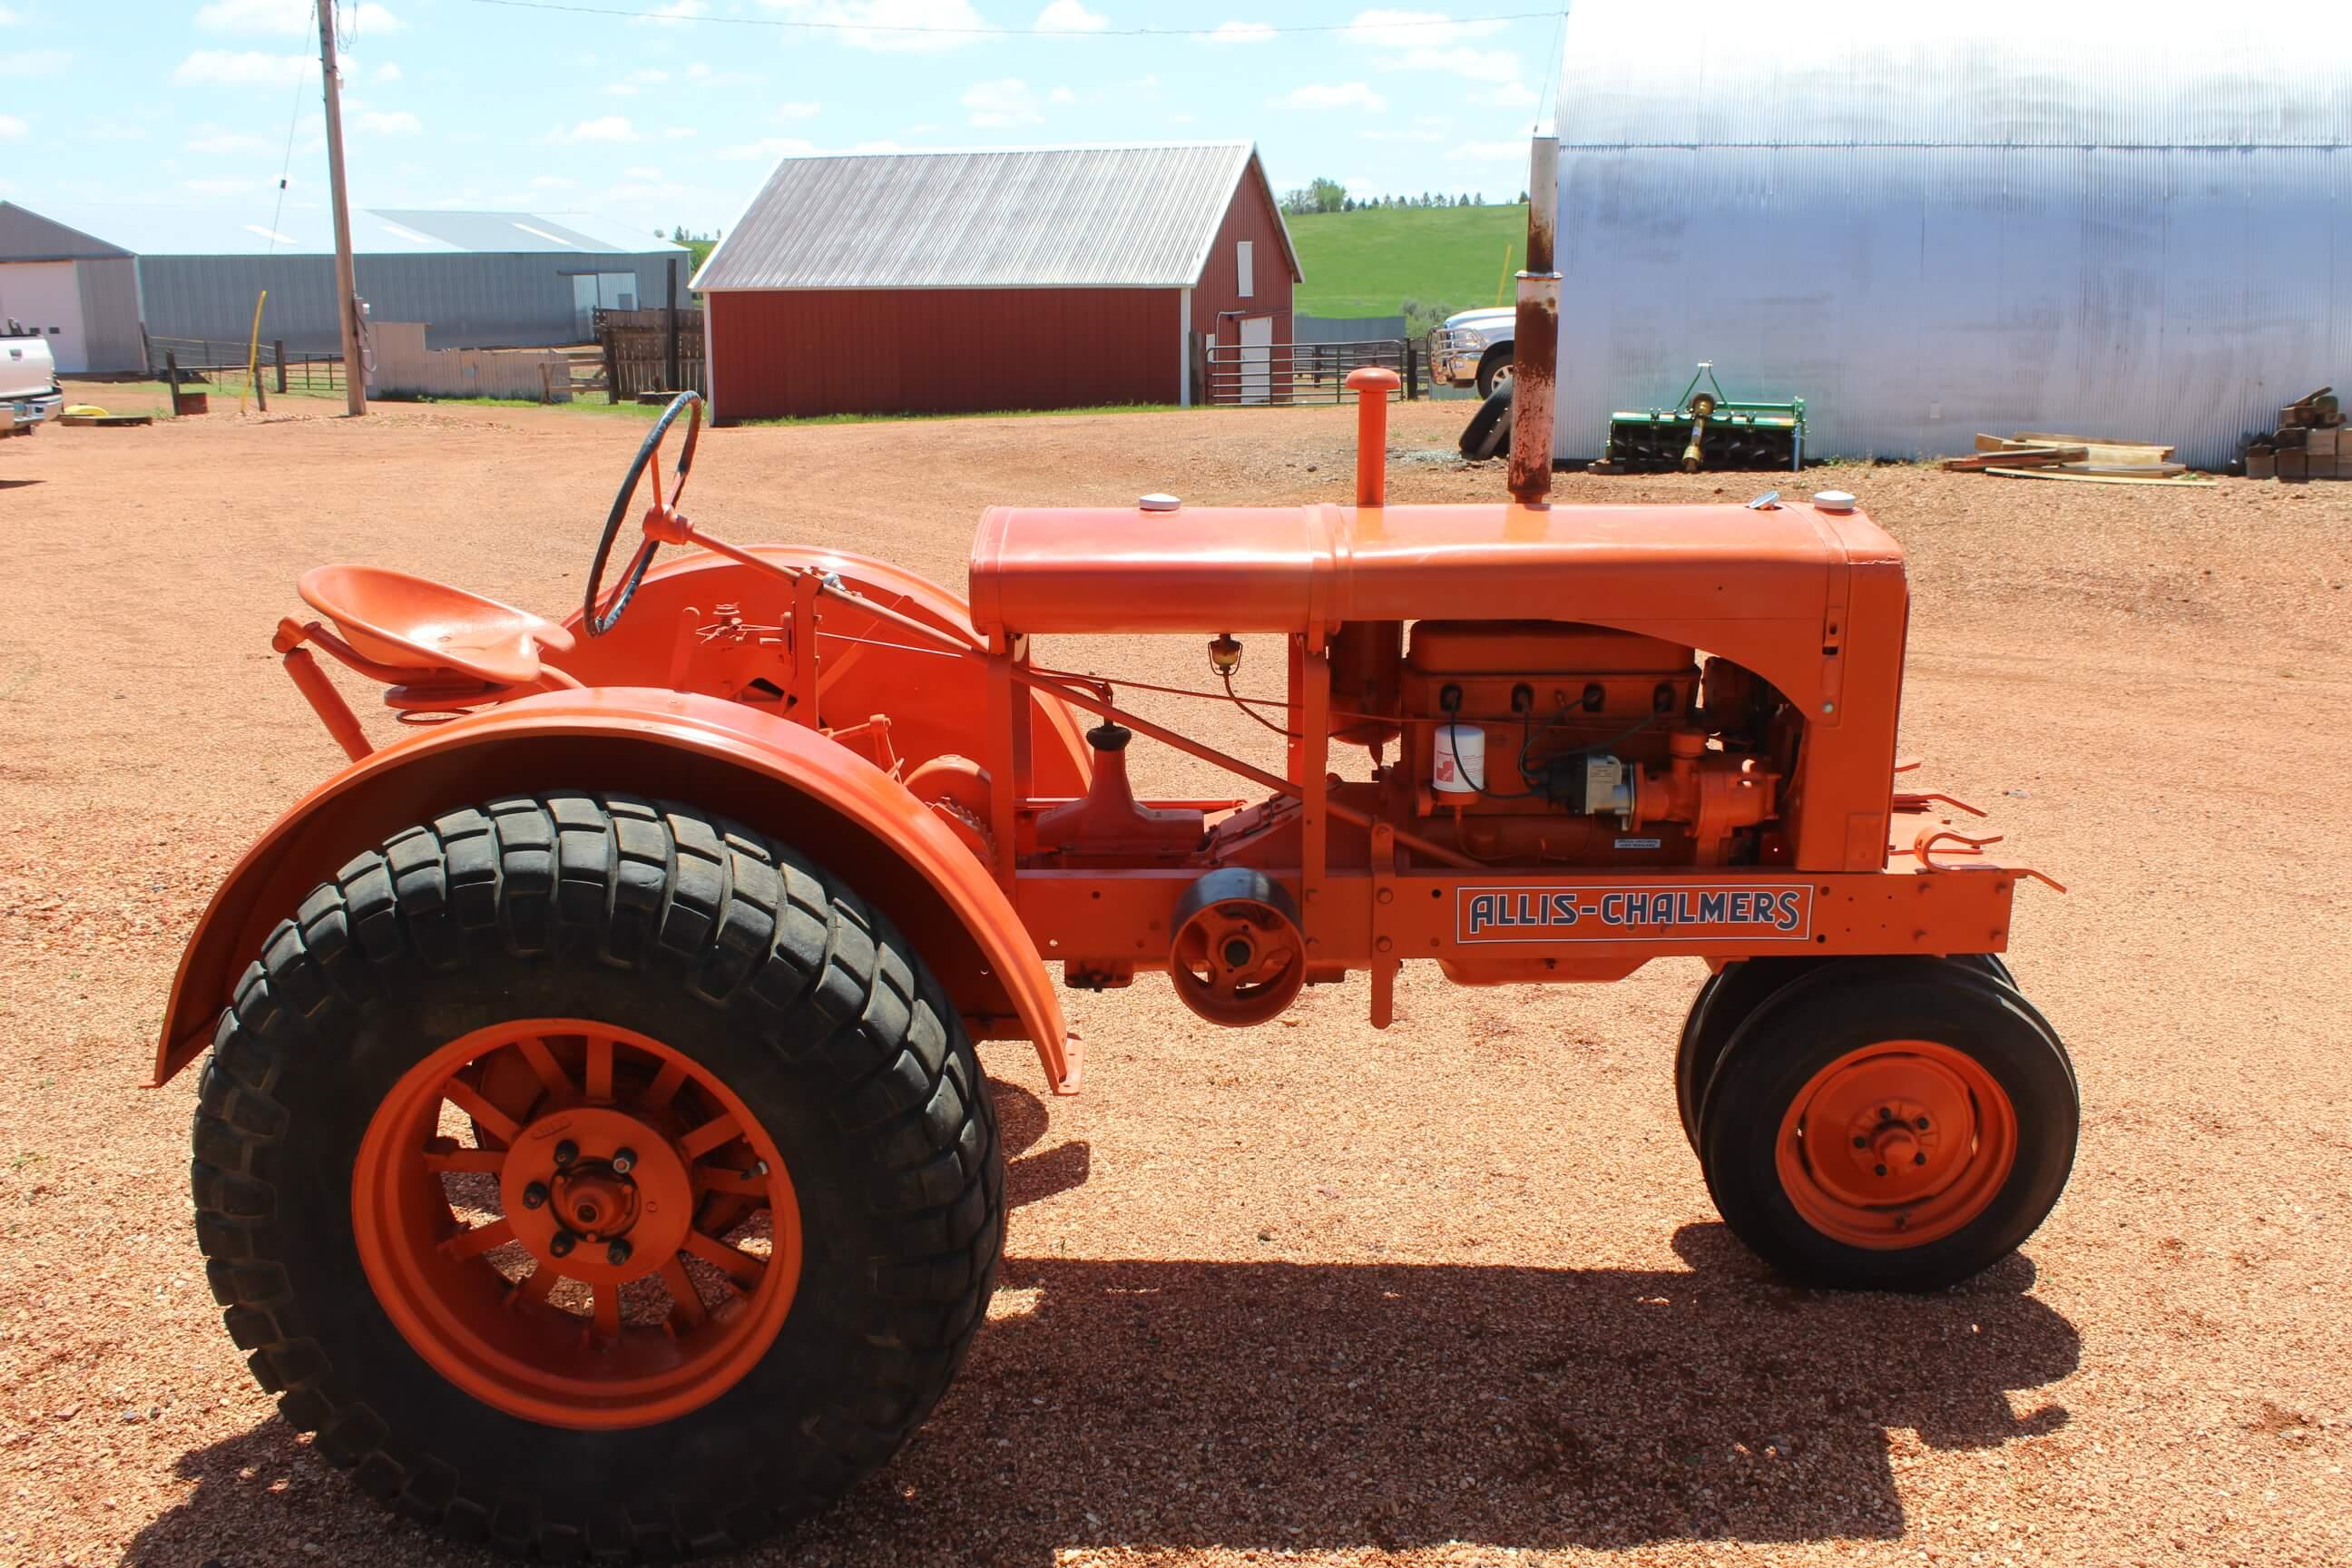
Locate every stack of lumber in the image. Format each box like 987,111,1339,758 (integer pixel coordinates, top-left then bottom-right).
2244,387,2346,481
1943,433,2208,486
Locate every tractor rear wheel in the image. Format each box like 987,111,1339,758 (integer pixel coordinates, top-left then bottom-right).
1696,958,2074,1291
190,792,1003,1558
1675,954,2016,1151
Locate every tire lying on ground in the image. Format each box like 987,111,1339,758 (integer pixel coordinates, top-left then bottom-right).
191,791,1003,1558
1458,379,1514,461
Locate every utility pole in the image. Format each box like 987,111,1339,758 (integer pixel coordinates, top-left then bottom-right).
318,0,366,416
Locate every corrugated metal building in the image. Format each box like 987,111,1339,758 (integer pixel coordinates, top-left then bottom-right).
0,203,146,373
1544,2,2352,467
696,142,1299,421
5,202,685,360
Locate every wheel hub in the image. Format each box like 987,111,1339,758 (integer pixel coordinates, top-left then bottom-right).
500,1106,693,1285
1775,1038,2018,1250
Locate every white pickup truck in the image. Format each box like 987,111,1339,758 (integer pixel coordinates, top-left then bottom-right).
3,320,64,437
1426,306,1516,399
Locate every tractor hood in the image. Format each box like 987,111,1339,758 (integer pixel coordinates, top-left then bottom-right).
968,499,1902,639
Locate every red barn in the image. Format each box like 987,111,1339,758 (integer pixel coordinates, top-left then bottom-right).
694,142,1300,422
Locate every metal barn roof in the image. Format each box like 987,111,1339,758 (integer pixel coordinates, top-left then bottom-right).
5,202,681,259
695,142,1301,292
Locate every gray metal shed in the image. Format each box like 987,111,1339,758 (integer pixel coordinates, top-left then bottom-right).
1544,2,2352,467
0,202,145,373
15,203,687,362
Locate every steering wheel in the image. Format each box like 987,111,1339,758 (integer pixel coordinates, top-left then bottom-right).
583,389,701,637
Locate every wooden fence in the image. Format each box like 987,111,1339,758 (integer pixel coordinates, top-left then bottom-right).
596,306,704,402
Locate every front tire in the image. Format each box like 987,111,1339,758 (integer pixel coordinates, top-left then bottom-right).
1697,959,2075,1292
191,792,1003,1557
1475,343,1515,401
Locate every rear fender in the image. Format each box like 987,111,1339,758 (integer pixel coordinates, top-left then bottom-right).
548,544,1092,795
152,688,1071,1093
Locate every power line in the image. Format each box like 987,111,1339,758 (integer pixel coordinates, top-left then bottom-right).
464,0,1559,39
1530,4,1569,131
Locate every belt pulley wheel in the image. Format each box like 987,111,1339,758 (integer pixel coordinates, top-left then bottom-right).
1168,868,1307,1027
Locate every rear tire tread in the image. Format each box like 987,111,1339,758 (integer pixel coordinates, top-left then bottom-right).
188,789,1001,1559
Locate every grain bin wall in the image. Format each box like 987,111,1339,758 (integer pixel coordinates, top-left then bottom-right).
1544,1,2352,469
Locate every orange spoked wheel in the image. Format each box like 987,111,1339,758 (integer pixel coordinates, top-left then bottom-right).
351,1020,800,1429
1698,959,2078,1292
188,793,1005,1559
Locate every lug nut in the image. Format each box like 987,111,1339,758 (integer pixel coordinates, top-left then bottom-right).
1915,1116,1930,1130
1873,1163,1888,1176
612,1147,637,1175
1877,1107,1891,1122
548,1230,578,1258
522,1181,549,1210
553,1140,579,1168
606,1239,632,1267
1851,1136,1867,1149
1914,1152,1927,1166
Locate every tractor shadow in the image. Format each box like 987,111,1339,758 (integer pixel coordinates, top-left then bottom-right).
122,1084,2077,1565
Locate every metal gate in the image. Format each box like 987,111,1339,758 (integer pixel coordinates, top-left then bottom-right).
1202,337,1418,406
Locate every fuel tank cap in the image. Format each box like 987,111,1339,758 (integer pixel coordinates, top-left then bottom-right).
1139,493,1181,512
1811,490,1857,513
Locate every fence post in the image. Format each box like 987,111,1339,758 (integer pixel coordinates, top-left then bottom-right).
275,340,287,395
1189,331,1209,407
165,350,181,416
1405,342,1418,400
603,315,622,406
664,258,681,395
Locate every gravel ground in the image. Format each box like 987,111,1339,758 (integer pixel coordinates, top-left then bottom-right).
2,392,2348,1567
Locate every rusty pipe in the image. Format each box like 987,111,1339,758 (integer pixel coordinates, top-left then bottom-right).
1506,134,1562,510
1346,366,1399,507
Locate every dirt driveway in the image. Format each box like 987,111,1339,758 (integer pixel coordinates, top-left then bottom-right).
2,394,2348,1567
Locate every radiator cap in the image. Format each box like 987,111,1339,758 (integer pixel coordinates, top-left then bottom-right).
1139,493,1181,512
1811,490,1857,513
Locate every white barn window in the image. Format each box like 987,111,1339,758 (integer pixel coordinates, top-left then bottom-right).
1236,240,1254,299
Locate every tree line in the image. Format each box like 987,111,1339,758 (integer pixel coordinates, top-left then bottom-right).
1279,178,1527,216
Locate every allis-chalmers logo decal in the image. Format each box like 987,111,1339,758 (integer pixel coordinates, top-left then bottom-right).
1458,885,1814,943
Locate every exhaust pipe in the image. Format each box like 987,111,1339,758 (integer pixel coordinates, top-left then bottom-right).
1506,133,1561,510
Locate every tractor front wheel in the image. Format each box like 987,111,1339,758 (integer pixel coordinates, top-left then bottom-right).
1697,959,2074,1291
190,792,1002,1557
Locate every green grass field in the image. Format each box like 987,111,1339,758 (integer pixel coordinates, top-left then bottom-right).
1287,203,1529,320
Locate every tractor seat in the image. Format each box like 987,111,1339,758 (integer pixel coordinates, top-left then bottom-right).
298,564,575,689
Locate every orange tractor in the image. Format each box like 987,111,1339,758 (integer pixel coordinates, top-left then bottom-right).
156,376,2074,1554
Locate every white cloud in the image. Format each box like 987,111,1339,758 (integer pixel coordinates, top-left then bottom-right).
355,109,422,136
188,126,270,154
546,115,639,143
622,165,665,181
181,176,260,196
174,50,310,84
9,46,67,71
636,0,707,23
759,1,990,54
1346,8,1504,47
0,6,20,23
1447,138,1529,163
776,101,821,120
606,67,670,96
1401,45,1520,83
1493,80,1536,108
373,61,403,82
0,114,25,141
530,174,578,190
662,126,698,139
715,135,817,162
962,77,1041,128
84,121,150,142
1204,19,1273,44
197,0,403,34
1047,84,1075,104
1272,81,1387,113
1034,0,1106,30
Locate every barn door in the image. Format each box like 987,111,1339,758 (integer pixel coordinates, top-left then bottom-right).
1239,315,1273,405
0,262,88,374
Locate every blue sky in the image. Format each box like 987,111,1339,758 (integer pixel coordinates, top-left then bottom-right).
0,1,1562,240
